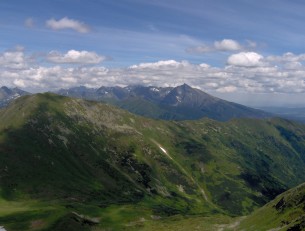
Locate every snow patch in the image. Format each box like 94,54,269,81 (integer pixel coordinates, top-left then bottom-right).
159,146,167,154
150,87,160,92
158,146,173,160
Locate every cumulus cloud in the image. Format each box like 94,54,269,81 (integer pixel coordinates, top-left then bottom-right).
227,52,263,67
187,39,244,53
129,60,189,69
47,50,105,64
0,49,27,69
13,79,26,88
214,39,242,51
46,17,90,33
199,63,210,68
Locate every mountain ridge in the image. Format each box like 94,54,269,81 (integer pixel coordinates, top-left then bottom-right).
0,84,271,121
56,84,270,121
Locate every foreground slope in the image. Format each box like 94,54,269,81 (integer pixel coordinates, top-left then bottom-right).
0,94,305,230
119,183,305,231
57,84,269,121
237,182,305,230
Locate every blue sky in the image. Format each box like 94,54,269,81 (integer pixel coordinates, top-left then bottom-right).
1,0,305,106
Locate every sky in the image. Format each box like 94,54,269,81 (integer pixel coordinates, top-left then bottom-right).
1,0,305,106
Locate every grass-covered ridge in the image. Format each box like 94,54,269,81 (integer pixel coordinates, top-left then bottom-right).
0,93,305,230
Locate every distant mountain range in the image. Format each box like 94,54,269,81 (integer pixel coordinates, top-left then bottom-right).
259,106,305,123
0,86,30,107
56,84,270,121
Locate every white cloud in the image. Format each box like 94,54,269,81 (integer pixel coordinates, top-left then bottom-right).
216,85,237,93
13,79,26,88
199,63,210,68
129,60,189,69
187,39,244,53
61,76,78,83
266,52,305,63
284,61,303,70
47,50,105,64
46,17,90,33
227,52,263,67
0,50,27,69
205,82,218,88
214,39,242,51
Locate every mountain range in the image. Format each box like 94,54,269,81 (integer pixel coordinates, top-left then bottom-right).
56,84,270,121
0,86,29,108
259,106,305,123
0,93,305,230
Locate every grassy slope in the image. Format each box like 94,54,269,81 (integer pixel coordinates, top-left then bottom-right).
1,93,305,230
237,182,305,230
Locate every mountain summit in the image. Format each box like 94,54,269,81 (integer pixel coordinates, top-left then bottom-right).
161,83,220,106
56,84,270,121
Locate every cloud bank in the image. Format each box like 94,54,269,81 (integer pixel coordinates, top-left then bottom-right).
1,47,305,96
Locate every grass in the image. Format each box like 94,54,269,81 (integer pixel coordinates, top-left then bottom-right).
237,183,305,230
0,183,305,231
0,199,65,230
0,198,237,231
138,215,237,231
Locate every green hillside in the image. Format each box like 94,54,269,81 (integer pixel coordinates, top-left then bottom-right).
0,93,305,230
237,182,305,230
